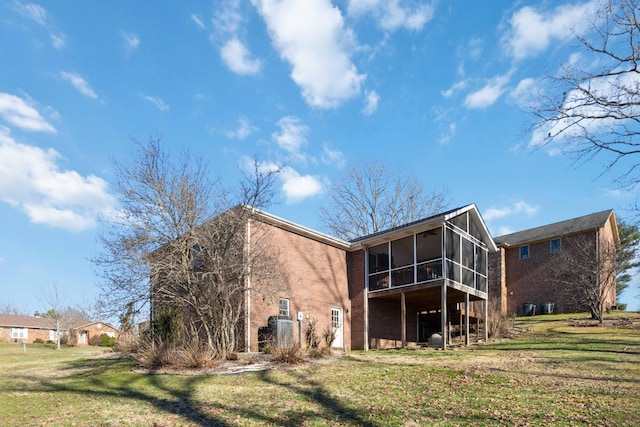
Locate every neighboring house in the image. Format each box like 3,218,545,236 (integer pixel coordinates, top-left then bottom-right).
153,203,496,351
489,210,619,316
68,321,120,346
0,313,63,343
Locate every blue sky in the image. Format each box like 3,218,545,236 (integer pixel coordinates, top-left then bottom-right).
1,0,638,316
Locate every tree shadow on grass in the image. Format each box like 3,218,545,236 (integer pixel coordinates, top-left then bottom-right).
5,355,378,426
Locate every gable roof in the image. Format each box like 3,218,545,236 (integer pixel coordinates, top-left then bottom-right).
350,204,498,251
75,321,120,332
494,209,616,247
0,314,57,330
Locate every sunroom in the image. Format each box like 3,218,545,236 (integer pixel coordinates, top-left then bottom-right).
353,204,497,350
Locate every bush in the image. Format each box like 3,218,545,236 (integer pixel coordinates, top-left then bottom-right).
486,301,515,339
33,338,44,344
90,333,116,347
271,342,305,365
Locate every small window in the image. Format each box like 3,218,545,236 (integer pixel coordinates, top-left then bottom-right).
550,238,562,254
519,245,530,259
279,298,290,317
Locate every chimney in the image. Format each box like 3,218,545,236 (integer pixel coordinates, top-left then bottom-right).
34,311,41,318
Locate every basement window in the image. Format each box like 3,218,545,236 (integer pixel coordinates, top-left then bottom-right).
519,245,530,259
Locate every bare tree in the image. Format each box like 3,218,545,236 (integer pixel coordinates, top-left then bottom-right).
531,0,640,189
549,234,618,323
0,303,25,316
94,138,282,358
320,161,449,240
40,284,68,350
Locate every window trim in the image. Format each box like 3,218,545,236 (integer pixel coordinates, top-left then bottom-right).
279,298,290,317
550,238,562,254
11,327,28,339
519,245,530,259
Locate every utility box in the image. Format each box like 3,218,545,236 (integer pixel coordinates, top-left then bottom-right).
267,315,294,347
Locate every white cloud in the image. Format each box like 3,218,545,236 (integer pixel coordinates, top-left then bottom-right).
191,14,206,29
220,38,262,75
213,0,243,36
50,33,66,49
253,0,365,108
494,226,515,237
484,201,539,221
121,31,140,52
509,77,537,107
348,0,435,31
212,0,261,76
225,116,258,140
140,94,169,112
13,1,47,25
280,166,323,203
438,122,456,145
272,116,309,154
0,127,117,232
441,80,467,98
321,142,346,168
503,1,600,61
464,73,511,109
0,93,56,133
528,68,640,154
362,90,380,115
59,71,99,100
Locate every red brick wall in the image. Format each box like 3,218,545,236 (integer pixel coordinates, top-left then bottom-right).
347,249,366,350
504,231,599,315
488,248,507,315
247,220,350,351
0,327,52,343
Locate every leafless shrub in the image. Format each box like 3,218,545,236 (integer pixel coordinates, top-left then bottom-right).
175,337,219,368
321,324,336,355
305,319,320,349
133,337,177,368
271,342,305,365
486,301,515,338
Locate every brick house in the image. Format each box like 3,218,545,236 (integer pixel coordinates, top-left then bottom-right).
0,313,62,343
153,203,496,351
489,210,619,316
68,321,120,346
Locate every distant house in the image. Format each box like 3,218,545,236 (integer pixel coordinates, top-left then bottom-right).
0,313,62,343
68,321,120,346
489,210,619,316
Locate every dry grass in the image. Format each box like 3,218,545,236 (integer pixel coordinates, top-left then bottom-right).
1,313,639,426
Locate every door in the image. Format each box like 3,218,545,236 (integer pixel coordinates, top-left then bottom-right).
79,331,87,345
331,307,343,348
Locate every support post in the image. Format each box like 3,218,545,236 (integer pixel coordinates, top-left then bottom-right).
484,298,489,341
441,283,447,350
464,292,470,346
401,292,406,349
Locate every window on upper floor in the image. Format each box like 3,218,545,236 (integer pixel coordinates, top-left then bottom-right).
550,238,562,254
519,245,530,259
279,298,290,317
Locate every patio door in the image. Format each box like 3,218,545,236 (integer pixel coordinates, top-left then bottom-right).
331,307,343,348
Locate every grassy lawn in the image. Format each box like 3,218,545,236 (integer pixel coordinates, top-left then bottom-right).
1,313,639,426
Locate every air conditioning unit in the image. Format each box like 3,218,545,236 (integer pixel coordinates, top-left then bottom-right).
268,315,294,347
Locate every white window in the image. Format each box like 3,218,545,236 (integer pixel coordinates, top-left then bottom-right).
550,238,562,254
519,245,530,259
279,298,290,317
11,328,28,339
